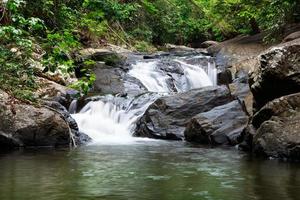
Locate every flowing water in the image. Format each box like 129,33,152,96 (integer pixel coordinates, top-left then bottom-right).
1,54,299,200
72,55,217,143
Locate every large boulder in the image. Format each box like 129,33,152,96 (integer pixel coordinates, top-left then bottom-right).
251,93,300,161
134,86,234,140
184,100,248,145
0,90,84,148
92,65,126,95
77,48,125,67
208,33,269,72
249,39,300,110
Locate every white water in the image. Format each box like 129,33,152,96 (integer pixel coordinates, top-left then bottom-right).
72,56,218,144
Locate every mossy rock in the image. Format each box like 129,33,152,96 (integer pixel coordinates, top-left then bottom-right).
78,48,125,67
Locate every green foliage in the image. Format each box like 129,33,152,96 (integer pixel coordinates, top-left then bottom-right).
134,41,156,53
0,0,40,101
1,0,299,102
194,0,300,41
70,73,96,96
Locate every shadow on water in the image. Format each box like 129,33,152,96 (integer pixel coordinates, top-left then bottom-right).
0,142,299,200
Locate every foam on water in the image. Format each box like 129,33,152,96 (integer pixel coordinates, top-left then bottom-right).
72,55,217,144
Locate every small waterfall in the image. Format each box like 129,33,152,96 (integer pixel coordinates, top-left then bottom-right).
72,55,218,144
128,61,171,92
69,99,78,114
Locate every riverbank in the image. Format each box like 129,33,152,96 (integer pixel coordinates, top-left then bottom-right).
1,27,300,162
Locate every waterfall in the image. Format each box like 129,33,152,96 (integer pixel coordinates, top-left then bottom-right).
72,55,218,144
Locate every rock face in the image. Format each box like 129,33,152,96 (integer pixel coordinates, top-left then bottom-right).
0,90,87,148
251,93,300,160
184,100,248,145
283,31,300,42
249,39,300,110
134,86,236,140
242,39,300,161
77,48,125,67
199,41,219,48
92,65,126,95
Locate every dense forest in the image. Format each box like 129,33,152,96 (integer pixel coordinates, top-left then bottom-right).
0,0,299,100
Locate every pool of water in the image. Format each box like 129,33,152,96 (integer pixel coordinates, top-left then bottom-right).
0,141,299,200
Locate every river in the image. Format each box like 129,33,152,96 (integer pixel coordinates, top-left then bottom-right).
0,141,299,200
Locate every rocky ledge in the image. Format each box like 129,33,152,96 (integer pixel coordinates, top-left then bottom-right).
134,86,249,145
241,38,300,161
0,90,90,149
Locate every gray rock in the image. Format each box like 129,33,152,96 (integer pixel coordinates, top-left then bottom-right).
184,100,248,145
92,67,126,95
199,41,219,48
251,93,300,161
283,31,300,43
250,39,300,110
134,86,233,140
0,90,76,148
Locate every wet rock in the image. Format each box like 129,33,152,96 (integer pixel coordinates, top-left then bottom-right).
143,52,170,59
0,90,77,148
249,39,300,110
184,100,248,145
44,101,91,145
217,69,233,85
134,86,233,140
199,41,219,48
251,93,300,161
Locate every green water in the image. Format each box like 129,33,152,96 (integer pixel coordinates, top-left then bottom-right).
0,141,299,200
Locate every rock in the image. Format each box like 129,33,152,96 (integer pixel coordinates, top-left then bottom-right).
208,34,269,71
184,100,248,145
249,39,300,110
251,93,300,161
134,86,233,140
199,41,219,48
0,90,77,148
229,70,253,115
77,48,125,67
217,69,233,85
43,101,91,145
165,44,195,52
92,66,125,95
36,77,78,109
283,31,300,42
143,52,170,59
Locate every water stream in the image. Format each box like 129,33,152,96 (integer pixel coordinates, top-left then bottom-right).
72,55,217,143
1,54,300,200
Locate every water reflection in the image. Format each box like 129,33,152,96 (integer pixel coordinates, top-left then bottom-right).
0,142,299,200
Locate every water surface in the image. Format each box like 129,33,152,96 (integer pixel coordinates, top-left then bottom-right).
0,141,299,200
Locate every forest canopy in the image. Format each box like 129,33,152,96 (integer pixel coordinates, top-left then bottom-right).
0,0,299,100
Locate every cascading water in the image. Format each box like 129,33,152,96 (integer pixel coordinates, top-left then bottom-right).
72,54,218,144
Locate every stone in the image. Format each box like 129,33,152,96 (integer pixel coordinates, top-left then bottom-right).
283,31,300,43
199,40,219,48
77,48,125,67
249,39,300,110
0,90,77,148
134,86,233,140
251,93,300,161
184,100,248,145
